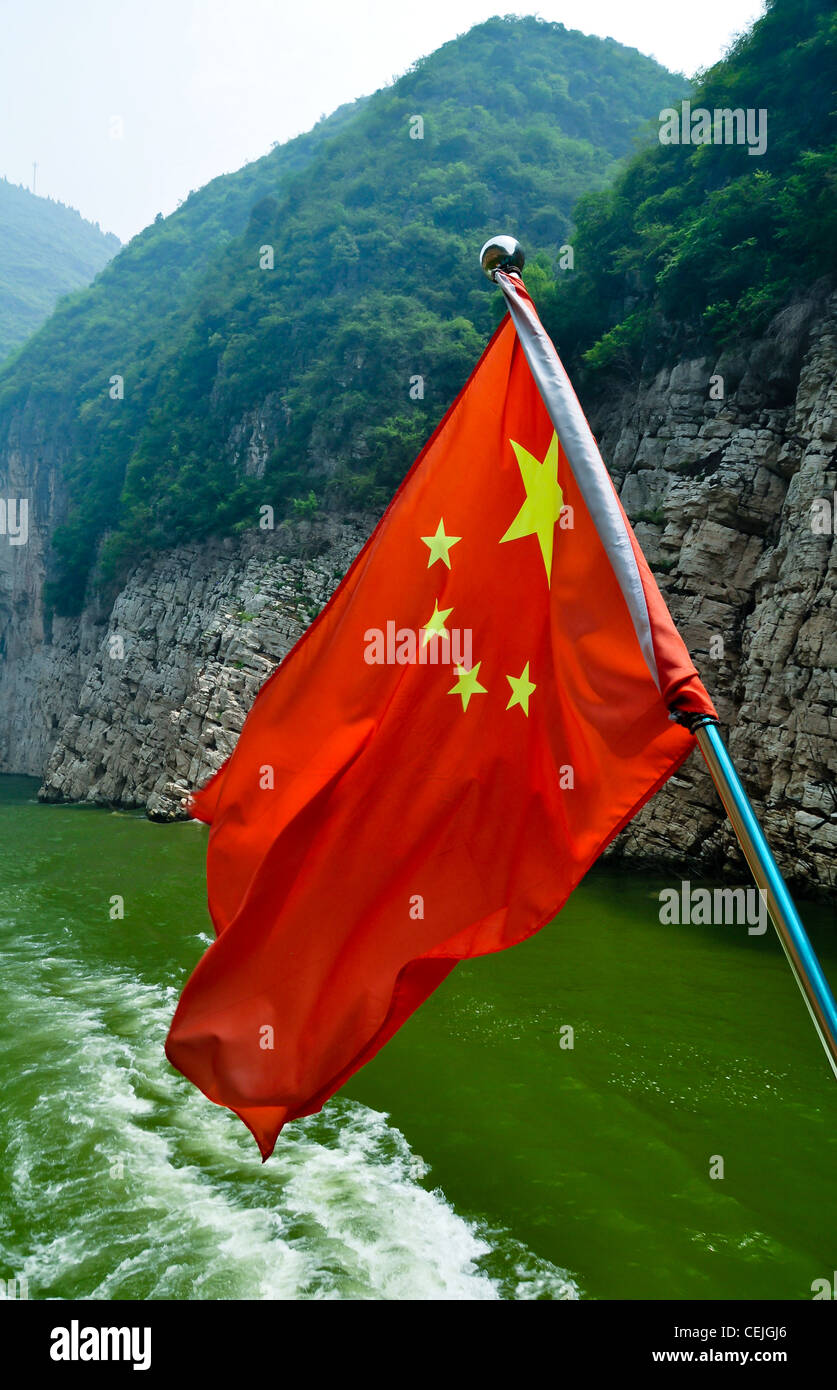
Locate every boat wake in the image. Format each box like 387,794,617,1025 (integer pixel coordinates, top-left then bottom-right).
0,929,579,1301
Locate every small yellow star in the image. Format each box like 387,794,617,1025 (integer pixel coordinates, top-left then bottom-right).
500,432,563,582
448,662,487,712
422,599,453,646
506,662,536,716
421,518,461,569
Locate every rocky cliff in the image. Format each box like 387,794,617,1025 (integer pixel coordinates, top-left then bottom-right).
595,285,837,894
2,289,835,896
9,518,371,821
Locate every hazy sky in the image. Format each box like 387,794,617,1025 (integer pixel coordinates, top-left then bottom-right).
1,0,766,244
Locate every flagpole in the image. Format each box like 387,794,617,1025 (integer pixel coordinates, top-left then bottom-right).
691,715,837,1080
479,233,837,1080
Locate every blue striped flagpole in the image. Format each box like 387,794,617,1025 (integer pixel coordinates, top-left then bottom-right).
693,716,837,1080
480,233,837,1081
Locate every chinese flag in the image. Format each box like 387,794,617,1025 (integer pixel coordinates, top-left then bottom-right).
166,272,715,1158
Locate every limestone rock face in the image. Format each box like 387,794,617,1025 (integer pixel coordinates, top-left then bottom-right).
1,290,835,896
592,288,837,894
34,520,369,821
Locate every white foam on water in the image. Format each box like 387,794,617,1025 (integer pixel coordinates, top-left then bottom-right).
0,932,579,1301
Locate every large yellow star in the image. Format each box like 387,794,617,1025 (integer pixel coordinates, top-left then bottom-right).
500,432,563,581
506,662,536,716
421,518,461,569
422,599,453,645
448,662,487,712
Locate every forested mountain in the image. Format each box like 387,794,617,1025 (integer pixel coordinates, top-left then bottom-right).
2,2,835,888
539,0,836,375
0,16,684,613
0,180,119,363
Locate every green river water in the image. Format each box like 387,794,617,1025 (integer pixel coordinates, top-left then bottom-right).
0,774,834,1301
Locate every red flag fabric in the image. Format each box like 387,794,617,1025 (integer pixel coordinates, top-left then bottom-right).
166,272,715,1159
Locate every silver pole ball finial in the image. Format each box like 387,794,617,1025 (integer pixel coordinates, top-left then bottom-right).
479,235,525,280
